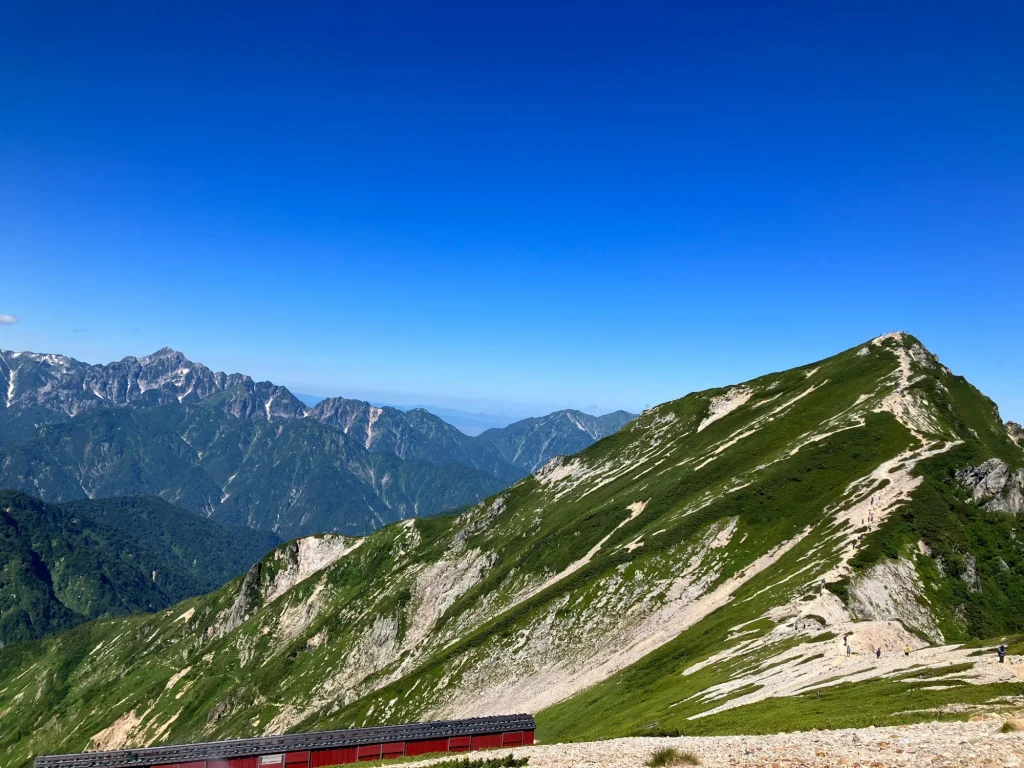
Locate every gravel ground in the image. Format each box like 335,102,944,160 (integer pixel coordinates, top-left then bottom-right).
454,719,1024,768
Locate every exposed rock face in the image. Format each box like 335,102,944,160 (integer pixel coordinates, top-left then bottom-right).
956,459,1024,514
962,553,980,592
1,348,634,516
206,686,251,726
218,535,359,636
849,558,944,643
698,387,753,432
0,349,513,537
0,347,307,426
1008,421,1024,447
220,562,266,637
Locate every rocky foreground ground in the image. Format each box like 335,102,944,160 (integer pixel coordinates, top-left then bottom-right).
437,718,1024,768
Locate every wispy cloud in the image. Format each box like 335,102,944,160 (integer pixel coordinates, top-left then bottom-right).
0,314,18,325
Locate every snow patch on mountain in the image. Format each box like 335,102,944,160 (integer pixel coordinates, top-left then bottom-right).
5,363,15,408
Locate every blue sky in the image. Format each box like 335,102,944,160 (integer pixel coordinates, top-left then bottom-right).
1,1,1022,421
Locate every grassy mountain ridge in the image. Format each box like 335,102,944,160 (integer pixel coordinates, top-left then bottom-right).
1,333,1021,767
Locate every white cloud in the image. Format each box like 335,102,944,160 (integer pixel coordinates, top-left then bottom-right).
0,314,17,325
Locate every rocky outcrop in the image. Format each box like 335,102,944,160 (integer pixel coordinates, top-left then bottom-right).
207,685,252,725
217,535,360,636
956,459,1024,514
1008,421,1024,447
849,558,944,643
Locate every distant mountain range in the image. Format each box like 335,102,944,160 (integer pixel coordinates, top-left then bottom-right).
295,393,585,437
0,348,635,537
394,404,512,435
477,409,637,473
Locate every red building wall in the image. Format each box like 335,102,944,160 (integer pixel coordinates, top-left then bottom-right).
470,735,503,751
311,746,357,767
404,737,450,757
148,727,533,768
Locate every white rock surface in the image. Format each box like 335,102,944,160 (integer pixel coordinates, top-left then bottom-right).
411,720,1024,768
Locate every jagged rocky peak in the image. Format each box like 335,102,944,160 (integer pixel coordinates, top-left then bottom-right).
1,346,309,421
956,458,1024,514
308,396,381,428
138,346,189,363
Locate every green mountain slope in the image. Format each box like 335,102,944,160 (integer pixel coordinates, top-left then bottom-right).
0,492,277,646
1,333,1021,768
60,496,281,595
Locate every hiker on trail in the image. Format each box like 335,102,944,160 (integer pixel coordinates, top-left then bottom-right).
819,578,825,594
999,644,1007,663
876,648,882,660
904,645,910,657
846,644,852,658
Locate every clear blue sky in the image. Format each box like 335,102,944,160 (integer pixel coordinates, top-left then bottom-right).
1,1,1022,421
